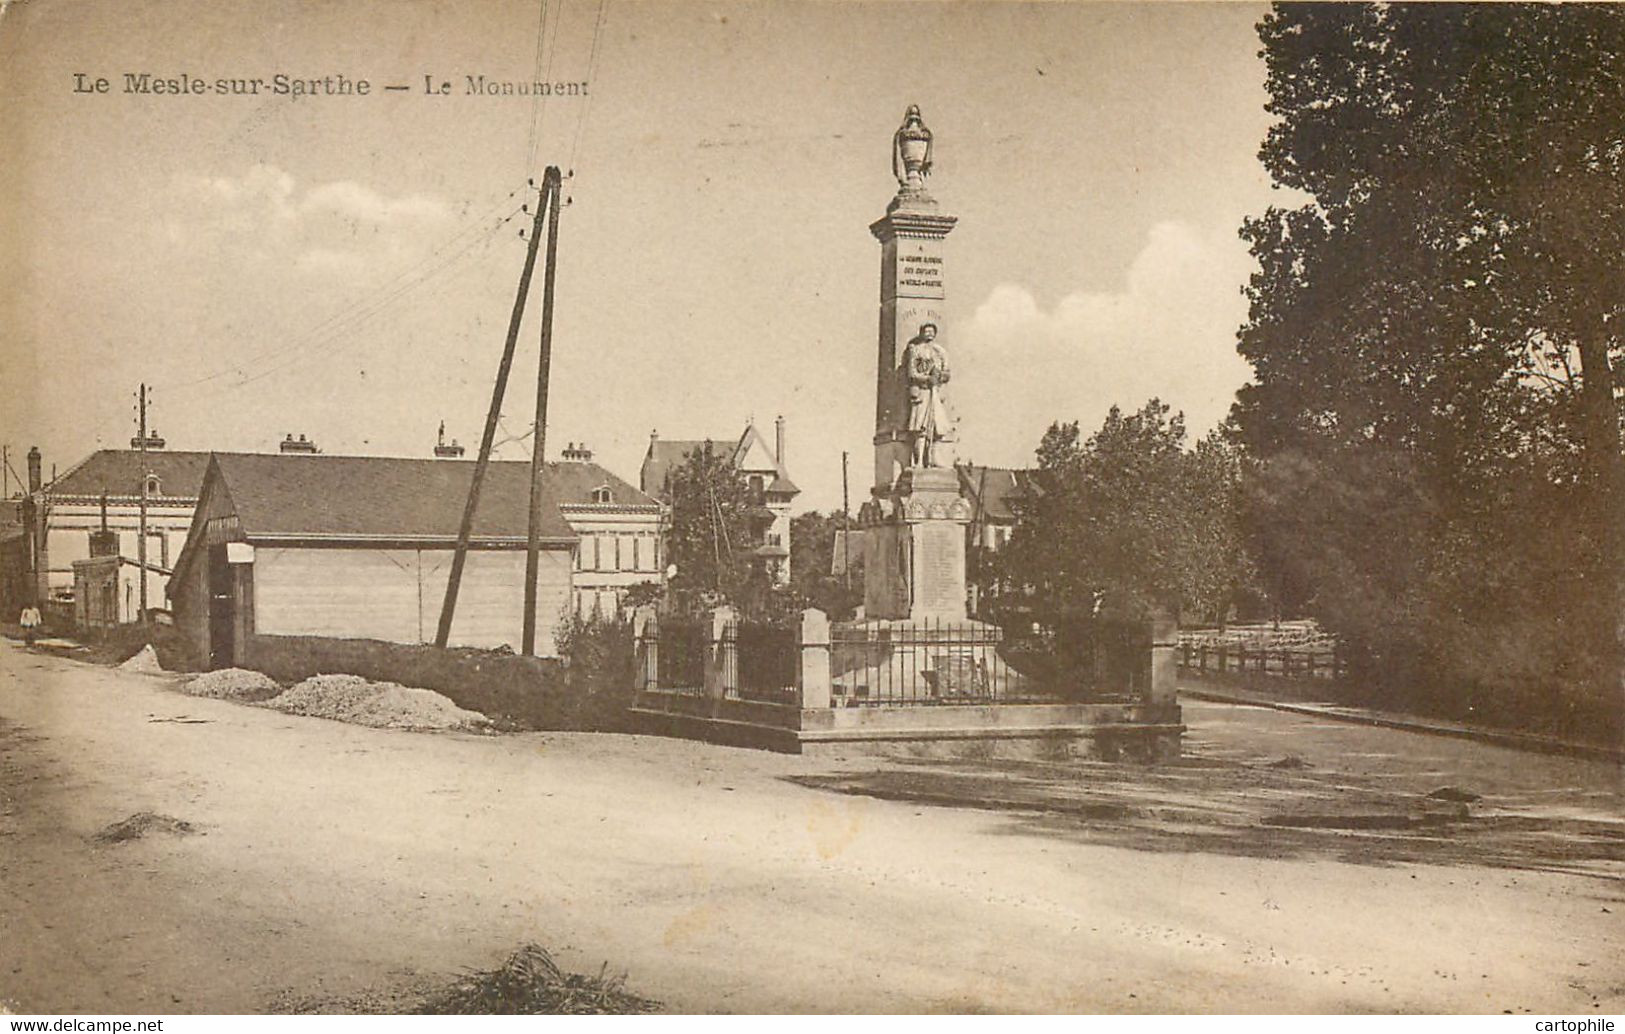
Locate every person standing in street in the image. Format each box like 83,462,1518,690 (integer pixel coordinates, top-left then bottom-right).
19,603,41,647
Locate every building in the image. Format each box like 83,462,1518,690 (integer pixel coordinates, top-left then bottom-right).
169,452,661,667
37,439,210,618
0,496,28,621
640,417,799,584
552,442,666,618
956,464,1038,554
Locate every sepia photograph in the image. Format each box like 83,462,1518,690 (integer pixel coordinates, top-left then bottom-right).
0,0,1621,1020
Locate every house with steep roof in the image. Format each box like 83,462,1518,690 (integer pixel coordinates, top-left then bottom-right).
640,417,799,584
169,452,661,667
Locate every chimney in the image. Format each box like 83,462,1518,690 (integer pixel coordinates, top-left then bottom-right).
562,441,593,462
775,415,786,469
434,422,465,458
129,429,166,450
26,446,41,493
279,433,319,454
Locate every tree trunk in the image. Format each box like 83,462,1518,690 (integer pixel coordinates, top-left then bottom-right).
1574,320,1625,700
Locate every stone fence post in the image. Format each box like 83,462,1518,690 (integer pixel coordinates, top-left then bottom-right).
704,605,737,701
798,608,831,709
1147,608,1179,708
632,605,659,692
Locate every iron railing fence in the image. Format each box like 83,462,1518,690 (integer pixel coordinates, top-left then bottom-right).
655,618,708,692
726,620,798,704
829,619,1064,706
995,628,1148,703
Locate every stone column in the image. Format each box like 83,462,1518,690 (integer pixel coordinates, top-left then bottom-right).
869,207,958,497
704,605,736,702
1147,608,1179,708
632,605,659,692
798,608,831,709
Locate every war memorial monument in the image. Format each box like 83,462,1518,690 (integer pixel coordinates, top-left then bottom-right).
632,107,1183,758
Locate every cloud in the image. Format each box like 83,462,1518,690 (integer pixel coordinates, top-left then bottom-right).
955,219,1254,465
164,164,452,278
301,180,450,226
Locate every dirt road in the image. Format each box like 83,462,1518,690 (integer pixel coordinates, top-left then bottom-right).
1,640,1620,1013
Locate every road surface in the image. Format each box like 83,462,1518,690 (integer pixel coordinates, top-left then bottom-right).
0,640,1620,1013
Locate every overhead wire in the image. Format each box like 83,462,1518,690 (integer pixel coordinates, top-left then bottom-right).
567,0,608,177
186,200,529,399
523,0,552,176
171,185,532,390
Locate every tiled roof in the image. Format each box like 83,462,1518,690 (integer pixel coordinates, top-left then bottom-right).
639,438,740,499
640,425,799,499
48,450,212,500
208,453,653,542
957,465,1038,522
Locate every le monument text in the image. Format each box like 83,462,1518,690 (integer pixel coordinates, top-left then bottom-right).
73,73,588,99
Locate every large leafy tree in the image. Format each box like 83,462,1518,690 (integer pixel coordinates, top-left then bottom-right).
996,400,1253,631
1240,4,1624,724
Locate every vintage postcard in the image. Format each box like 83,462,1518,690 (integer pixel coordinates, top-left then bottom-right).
1,0,1620,1020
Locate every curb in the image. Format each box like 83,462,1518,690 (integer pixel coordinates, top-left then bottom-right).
1180,682,1623,765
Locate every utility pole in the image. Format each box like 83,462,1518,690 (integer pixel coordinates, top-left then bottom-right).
522,167,564,657
137,383,150,627
841,450,851,589
435,179,552,648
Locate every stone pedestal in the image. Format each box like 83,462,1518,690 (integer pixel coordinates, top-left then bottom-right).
861,467,974,621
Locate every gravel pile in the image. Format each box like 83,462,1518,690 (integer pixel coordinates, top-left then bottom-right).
182,667,284,702
118,644,164,674
265,674,490,732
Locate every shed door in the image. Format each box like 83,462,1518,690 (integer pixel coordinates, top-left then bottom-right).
208,544,234,670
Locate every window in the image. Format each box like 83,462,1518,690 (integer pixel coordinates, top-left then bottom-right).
612,536,623,571
592,486,613,504
144,476,161,497
748,474,764,500
632,537,643,571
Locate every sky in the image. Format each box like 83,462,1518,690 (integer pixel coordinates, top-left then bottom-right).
0,0,1282,511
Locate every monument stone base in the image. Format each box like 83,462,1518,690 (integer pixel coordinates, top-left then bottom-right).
861,466,975,621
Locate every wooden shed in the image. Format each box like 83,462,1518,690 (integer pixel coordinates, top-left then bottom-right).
169,453,592,667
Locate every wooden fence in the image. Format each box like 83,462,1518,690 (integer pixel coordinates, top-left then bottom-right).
1178,642,1346,681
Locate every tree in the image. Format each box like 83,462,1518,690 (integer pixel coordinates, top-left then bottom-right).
996,400,1254,632
1239,4,1624,731
661,443,755,606
789,510,863,621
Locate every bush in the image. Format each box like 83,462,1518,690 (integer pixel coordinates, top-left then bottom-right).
553,613,638,733
84,622,204,672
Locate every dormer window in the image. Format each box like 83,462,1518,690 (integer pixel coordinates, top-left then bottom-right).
591,486,613,504
144,476,161,497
